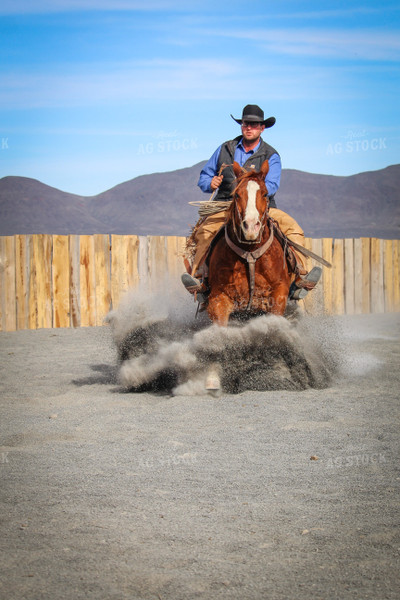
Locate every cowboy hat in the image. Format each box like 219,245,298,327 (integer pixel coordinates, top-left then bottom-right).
230,104,276,128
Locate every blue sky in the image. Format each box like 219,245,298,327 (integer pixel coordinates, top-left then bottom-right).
0,0,399,195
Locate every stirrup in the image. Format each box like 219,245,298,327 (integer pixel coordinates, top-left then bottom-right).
289,266,322,300
196,291,208,304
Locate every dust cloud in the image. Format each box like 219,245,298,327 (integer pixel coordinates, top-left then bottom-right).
106,286,343,395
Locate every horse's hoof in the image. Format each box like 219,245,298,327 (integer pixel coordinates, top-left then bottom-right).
206,375,220,391
205,365,221,393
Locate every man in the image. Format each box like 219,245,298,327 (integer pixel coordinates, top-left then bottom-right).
182,104,321,302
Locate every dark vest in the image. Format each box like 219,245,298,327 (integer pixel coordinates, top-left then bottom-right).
215,135,279,208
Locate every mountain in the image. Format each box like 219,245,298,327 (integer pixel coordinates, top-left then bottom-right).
0,176,100,235
277,166,400,239
0,163,399,238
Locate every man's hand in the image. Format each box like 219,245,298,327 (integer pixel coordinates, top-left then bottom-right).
210,175,223,190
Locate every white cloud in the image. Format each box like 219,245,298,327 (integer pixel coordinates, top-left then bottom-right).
1,55,388,110
197,27,400,62
272,7,382,20
0,0,185,14
0,59,243,108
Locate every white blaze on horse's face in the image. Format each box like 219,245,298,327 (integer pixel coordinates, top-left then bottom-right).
242,180,262,240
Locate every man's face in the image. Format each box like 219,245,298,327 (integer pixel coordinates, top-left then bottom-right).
241,121,265,143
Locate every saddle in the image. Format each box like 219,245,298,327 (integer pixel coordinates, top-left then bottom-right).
269,218,301,274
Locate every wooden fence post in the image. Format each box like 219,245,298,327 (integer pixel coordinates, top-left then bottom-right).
322,238,333,315
370,238,385,313
332,239,345,315
79,235,96,327
302,238,324,315
124,236,140,291
384,240,394,313
299,237,313,314
148,235,167,294
94,234,111,326
69,235,81,327
110,234,140,310
0,236,16,331
166,236,183,282
344,238,355,315
15,235,29,329
111,235,123,310
354,238,363,315
52,235,70,328
138,236,149,289
360,238,371,314
393,240,400,312
311,238,324,315
28,235,52,329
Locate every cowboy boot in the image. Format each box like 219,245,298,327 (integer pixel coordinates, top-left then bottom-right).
181,273,209,304
289,266,322,300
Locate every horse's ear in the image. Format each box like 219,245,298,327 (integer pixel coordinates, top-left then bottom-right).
233,161,242,178
260,160,269,178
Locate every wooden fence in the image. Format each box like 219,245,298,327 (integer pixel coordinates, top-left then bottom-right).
0,235,399,331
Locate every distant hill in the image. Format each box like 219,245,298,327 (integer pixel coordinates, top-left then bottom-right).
0,163,399,238
277,165,400,239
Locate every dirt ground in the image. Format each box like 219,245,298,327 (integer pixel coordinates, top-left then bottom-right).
0,312,399,600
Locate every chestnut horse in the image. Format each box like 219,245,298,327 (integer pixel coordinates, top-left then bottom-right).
206,160,292,326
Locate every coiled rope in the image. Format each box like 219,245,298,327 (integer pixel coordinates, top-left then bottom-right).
188,199,232,217
188,162,235,217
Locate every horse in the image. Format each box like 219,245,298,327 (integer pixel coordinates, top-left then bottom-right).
206,160,293,327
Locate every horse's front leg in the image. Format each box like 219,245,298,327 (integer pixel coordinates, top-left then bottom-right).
207,293,234,326
269,284,290,316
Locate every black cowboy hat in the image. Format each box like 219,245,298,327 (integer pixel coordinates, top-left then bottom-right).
230,104,276,128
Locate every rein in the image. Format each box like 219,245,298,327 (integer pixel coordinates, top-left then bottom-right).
224,220,274,310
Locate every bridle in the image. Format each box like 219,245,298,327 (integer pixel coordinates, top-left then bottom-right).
231,182,269,245
225,175,275,309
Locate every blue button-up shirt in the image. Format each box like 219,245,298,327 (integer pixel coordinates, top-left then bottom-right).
198,138,281,197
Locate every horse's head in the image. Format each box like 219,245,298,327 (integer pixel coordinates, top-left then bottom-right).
231,160,270,242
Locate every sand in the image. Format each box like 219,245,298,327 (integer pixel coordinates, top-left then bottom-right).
0,312,399,599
